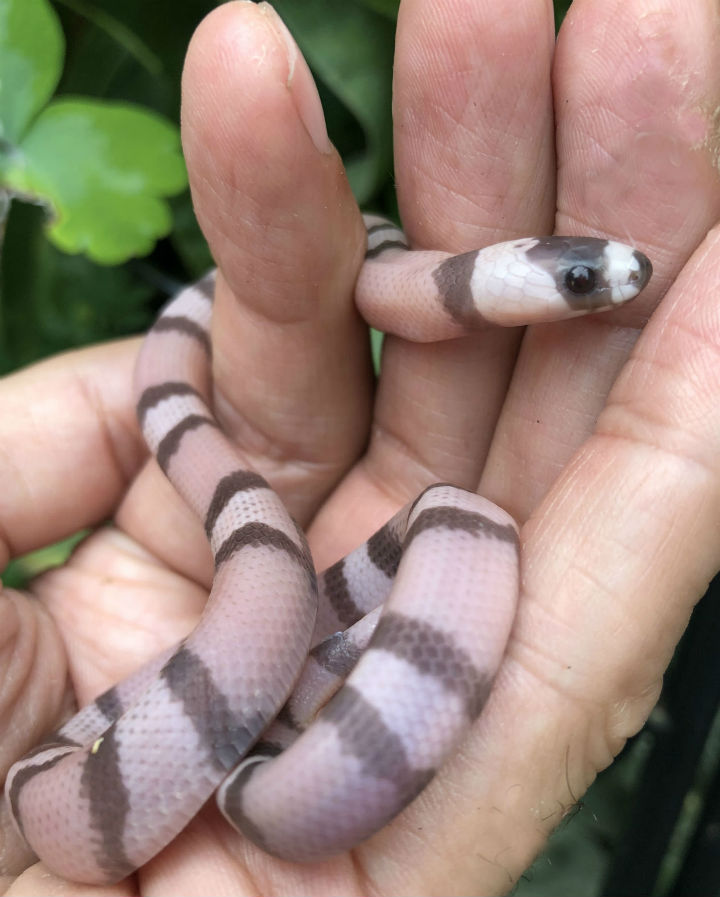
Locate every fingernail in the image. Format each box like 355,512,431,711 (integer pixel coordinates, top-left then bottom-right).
259,3,333,154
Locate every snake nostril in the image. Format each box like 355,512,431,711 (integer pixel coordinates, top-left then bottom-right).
632,249,653,286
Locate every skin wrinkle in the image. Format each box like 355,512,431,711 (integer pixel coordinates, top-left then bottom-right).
65,361,144,520
371,380,501,497
206,169,372,510
41,535,209,687
651,309,720,369
480,318,646,515
366,419,470,501
563,116,713,231
491,656,623,809
381,370,485,457
608,351,715,434
201,434,334,530
396,9,554,246
419,91,532,156
212,379,354,478
400,146,508,227
565,103,639,168
509,601,628,710
635,7,714,93
360,442,439,511
556,10,720,274
396,110,543,242
215,254,330,325
599,344,720,472
402,143,543,244
210,288,368,469
594,426,717,499
523,459,717,694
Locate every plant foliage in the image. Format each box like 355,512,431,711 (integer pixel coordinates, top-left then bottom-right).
0,0,187,264
0,0,401,374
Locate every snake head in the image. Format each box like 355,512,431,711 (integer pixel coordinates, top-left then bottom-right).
523,236,653,311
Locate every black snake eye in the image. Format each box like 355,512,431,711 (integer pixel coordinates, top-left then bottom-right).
565,264,596,294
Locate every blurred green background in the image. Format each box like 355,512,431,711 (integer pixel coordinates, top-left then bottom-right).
2,2,713,895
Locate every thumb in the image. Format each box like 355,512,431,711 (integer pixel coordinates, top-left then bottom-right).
181,1,371,523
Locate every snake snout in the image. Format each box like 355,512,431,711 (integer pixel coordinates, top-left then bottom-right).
630,249,653,288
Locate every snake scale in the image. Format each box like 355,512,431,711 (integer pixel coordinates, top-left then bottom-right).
5,215,651,884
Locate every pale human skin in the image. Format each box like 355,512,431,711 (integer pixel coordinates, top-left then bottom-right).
2,0,720,893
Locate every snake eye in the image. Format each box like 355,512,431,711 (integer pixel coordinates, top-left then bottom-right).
565,264,596,294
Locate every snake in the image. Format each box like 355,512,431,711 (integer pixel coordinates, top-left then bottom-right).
4,215,652,884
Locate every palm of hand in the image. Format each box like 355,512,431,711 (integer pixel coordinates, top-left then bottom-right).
3,1,720,895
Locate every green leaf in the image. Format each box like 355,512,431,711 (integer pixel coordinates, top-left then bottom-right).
0,0,64,144
273,0,394,204
4,97,187,263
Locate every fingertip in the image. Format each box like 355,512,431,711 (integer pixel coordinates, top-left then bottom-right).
183,2,331,156
554,0,720,299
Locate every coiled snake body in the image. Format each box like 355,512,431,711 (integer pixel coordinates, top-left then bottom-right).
5,216,651,884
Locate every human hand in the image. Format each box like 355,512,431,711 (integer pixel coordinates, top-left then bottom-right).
2,1,720,895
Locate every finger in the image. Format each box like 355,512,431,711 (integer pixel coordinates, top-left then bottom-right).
0,592,69,774
0,591,71,882
362,0,557,499
482,0,720,520
309,0,558,563
360,224,720,894
117,1,372,576
0,339,144,568
184,2,369,518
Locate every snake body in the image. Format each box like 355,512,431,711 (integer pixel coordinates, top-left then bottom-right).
5,216,651,884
